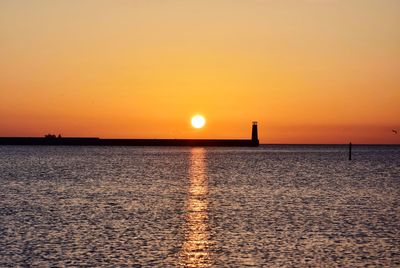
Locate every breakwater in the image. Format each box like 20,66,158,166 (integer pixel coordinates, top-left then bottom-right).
0,137,259,147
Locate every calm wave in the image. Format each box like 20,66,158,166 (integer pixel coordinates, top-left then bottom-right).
0,145,399,267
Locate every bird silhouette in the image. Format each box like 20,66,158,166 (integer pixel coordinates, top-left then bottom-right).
392,129,398,134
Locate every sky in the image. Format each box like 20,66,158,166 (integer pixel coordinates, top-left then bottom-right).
0,0,399,144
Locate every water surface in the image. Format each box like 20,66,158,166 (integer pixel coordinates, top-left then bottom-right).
0,145,399,267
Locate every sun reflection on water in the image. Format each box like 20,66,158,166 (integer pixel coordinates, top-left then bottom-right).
179,148,212,267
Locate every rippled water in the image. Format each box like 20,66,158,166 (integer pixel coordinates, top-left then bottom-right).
0,145,399,267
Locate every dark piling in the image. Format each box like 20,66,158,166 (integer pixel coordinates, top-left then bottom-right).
349,142,352,160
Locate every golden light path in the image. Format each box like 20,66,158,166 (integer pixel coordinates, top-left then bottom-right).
179,148,212,267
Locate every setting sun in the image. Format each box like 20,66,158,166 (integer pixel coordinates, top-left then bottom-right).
191,115,206,129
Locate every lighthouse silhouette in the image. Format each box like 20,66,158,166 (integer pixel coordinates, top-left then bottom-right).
252,122,259,145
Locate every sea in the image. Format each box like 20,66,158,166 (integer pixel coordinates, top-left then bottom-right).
0,145,399,267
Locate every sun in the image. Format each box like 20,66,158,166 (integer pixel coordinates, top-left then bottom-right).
191,115,206,129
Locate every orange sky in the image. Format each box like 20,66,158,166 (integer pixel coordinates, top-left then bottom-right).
0,0,399,144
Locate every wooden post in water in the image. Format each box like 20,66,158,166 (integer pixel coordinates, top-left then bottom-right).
349,142,352,160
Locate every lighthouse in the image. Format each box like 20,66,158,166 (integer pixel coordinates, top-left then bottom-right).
252,122,259,145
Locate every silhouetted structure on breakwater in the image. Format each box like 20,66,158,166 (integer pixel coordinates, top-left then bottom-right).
0,122,260,147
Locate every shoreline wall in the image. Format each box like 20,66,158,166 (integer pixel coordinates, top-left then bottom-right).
0,137,259,147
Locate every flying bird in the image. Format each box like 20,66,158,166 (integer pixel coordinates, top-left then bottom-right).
392,129,398,134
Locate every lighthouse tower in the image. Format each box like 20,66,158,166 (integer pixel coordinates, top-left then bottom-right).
252,122,259,146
